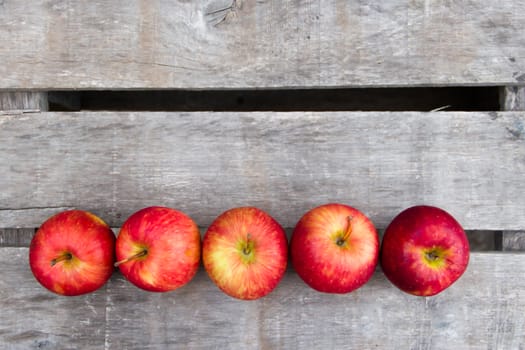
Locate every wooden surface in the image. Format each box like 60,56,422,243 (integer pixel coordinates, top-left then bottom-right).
0,92,46,245
0,248,107,350
1,0,524,348
0,0,524,89
501,86,525,250
502,232,525,252
0,92,47,112
0,248,522,349
1,111,524,230
501,87,525,112
0,228,34,247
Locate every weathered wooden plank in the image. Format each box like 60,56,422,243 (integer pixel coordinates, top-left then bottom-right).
501,86,525,250
0,248,106,349
0,228,34,247
1,248,523,349
501,86,525,112
0,92,47,112
106,252,525,349
1,111,524,230
0,92,45,247
502,231,525,252
0,0,524,89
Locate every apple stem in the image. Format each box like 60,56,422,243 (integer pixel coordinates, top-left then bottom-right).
114,249,148,267
243,233,253,255
337,216,354,246
426,250,440,261
50,252,73,266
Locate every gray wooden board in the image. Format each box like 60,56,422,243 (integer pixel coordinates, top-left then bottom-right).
0,248,107,350
501,86,525,250
501,87,525,112
0,228,34,247
502,232,525,252
1,248,523,349
0,92,47,112
0,93,46,247
1,111,524,230
0,93,44,247
0,0,524,89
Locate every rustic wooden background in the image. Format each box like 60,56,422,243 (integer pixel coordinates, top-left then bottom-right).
1,0,524,349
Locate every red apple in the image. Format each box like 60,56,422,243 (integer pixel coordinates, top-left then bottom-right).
29,210,115,296
114,206,200,292
290,203,379,293
202,207,288,300
380,205,470,296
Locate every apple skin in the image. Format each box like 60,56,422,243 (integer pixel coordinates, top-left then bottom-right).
290,203,379,294
29,210,115,296
380,205,470,297
115,206,201,292
202,207,288,300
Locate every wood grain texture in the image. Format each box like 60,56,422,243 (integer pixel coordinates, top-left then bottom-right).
501,87,525,112
0,228,34,247
502,232,525,252
108,254,525,350
0,92,48,112
0,0,524,89
1,111,524,230
0,93,45,246
1,248,523,349
0,248,107,350
501,86,525,250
